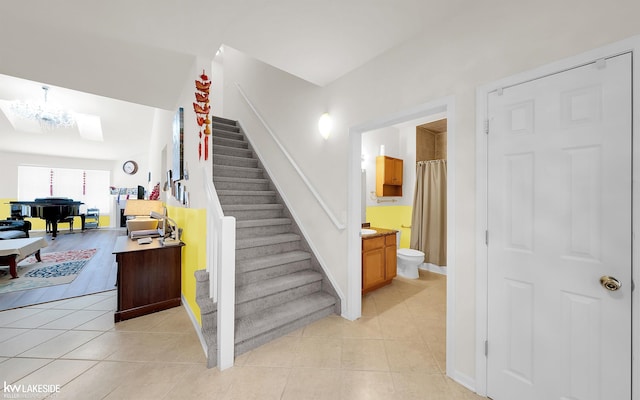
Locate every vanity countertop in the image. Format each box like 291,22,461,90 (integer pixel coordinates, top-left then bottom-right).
361,227,397,238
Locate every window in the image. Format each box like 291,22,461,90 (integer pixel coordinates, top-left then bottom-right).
17,166,111,214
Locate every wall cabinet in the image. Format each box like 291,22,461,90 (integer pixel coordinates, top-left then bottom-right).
362,231,397,294
376,156,403,196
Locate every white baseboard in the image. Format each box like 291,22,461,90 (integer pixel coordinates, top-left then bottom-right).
419,263,447,275
182,294,208,359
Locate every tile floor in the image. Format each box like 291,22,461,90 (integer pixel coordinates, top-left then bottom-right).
0,271,485,399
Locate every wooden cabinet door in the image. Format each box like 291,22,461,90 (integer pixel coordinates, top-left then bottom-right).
385,235,397,279
362,248,385,291
389,158,403,185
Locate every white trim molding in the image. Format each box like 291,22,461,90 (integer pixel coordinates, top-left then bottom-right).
347,96,459,384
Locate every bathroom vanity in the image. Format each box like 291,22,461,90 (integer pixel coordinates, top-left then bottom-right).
361,227,397,293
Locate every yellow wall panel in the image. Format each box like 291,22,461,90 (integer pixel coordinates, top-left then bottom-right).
365,205,413,248
167,205,206,325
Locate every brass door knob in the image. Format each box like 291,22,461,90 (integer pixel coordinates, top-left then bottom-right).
600,276,621,291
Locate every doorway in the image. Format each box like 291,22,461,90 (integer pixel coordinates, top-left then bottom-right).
476,37,640,398
347,96,457,379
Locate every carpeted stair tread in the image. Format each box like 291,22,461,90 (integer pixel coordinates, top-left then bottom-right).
234,292,336,344
236,270,322,304
236,218,291,229
213,143,253,155
217,189,275,197
213,164,264,179
213,136,248,149
213,121,240,133
212,116,237,125
237,250,311,274
223,204,283,211
236,233,300,250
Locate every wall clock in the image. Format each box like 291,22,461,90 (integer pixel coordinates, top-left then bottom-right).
123,160,138,175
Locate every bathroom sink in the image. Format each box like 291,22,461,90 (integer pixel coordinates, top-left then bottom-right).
360,228,377,236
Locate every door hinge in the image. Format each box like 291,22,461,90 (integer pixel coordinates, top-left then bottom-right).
485,340,488,356
484,119,490,135
485,230,489,246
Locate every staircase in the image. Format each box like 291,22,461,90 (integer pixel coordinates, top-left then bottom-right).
196,116,339,367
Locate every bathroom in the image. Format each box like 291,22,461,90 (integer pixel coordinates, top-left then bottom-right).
361,115,447,284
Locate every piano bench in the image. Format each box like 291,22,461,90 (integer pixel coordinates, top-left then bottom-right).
0,231,27,240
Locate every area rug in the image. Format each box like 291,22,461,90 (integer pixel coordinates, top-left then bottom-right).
0,249,97,294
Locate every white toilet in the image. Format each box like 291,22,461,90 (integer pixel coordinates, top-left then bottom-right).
396,231,424,279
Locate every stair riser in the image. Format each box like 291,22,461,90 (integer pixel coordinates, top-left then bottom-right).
213,128,243,140
213,180,269,191
236,260,312,287
234,306,335,357
235,281,322,319
222,208,283,220
236,240,301,260
213,136,248,149
213,122,240,133
213,167,264,179
214,156,258,169
213,145,253,159
236,223,292,239
219,194,276,205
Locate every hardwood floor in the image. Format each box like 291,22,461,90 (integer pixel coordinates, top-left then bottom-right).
0,227,125,311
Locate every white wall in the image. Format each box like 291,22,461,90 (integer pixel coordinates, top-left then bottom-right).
221,0,640,388
362,125,415,207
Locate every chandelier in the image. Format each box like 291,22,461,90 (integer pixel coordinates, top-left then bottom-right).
10,86,76,130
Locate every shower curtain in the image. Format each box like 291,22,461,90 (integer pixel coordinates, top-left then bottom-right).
410,160,447,266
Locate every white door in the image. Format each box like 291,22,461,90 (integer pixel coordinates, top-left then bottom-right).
487,53,632,400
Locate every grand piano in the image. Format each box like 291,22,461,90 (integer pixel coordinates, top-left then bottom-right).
10,198,85,239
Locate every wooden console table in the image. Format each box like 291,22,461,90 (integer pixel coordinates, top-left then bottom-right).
112,236,184,322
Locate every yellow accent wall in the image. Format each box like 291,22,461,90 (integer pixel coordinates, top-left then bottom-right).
366,205,413,248
167,205,206,325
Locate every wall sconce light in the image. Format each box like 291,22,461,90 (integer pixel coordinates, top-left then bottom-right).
318,113,332,139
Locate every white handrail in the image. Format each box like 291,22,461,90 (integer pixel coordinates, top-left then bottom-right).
235,83,345,230
202,166,236,370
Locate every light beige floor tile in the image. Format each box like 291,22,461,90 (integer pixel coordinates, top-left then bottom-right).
81,294,117,311
0,327,29,343
342,316,383,339
62,331,122,360
302,314,345,337
72,310,115,331
53,361,142,400
5,308,75,329
391,371,456,400
222,366,290,400
0,329,64,357
150,307,197,333
361,295,378,317
49,294,111,310
378,314,424,341
341,338,389,371
384,339,441,373
12,359,97,398
0,357,52,385
113,308,176,332
0,308,44,326
281,368,341,400
20,330,103,358
244,335,300,367
292,336,342,368
38,310,106,330
162,363,235,399
103,362,195,400
340,370,396,400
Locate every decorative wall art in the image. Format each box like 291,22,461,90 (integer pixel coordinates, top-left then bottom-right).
194,70,211,161
172,107,185,180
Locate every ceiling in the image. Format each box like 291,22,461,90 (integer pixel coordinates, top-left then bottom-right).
0,0,468,160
